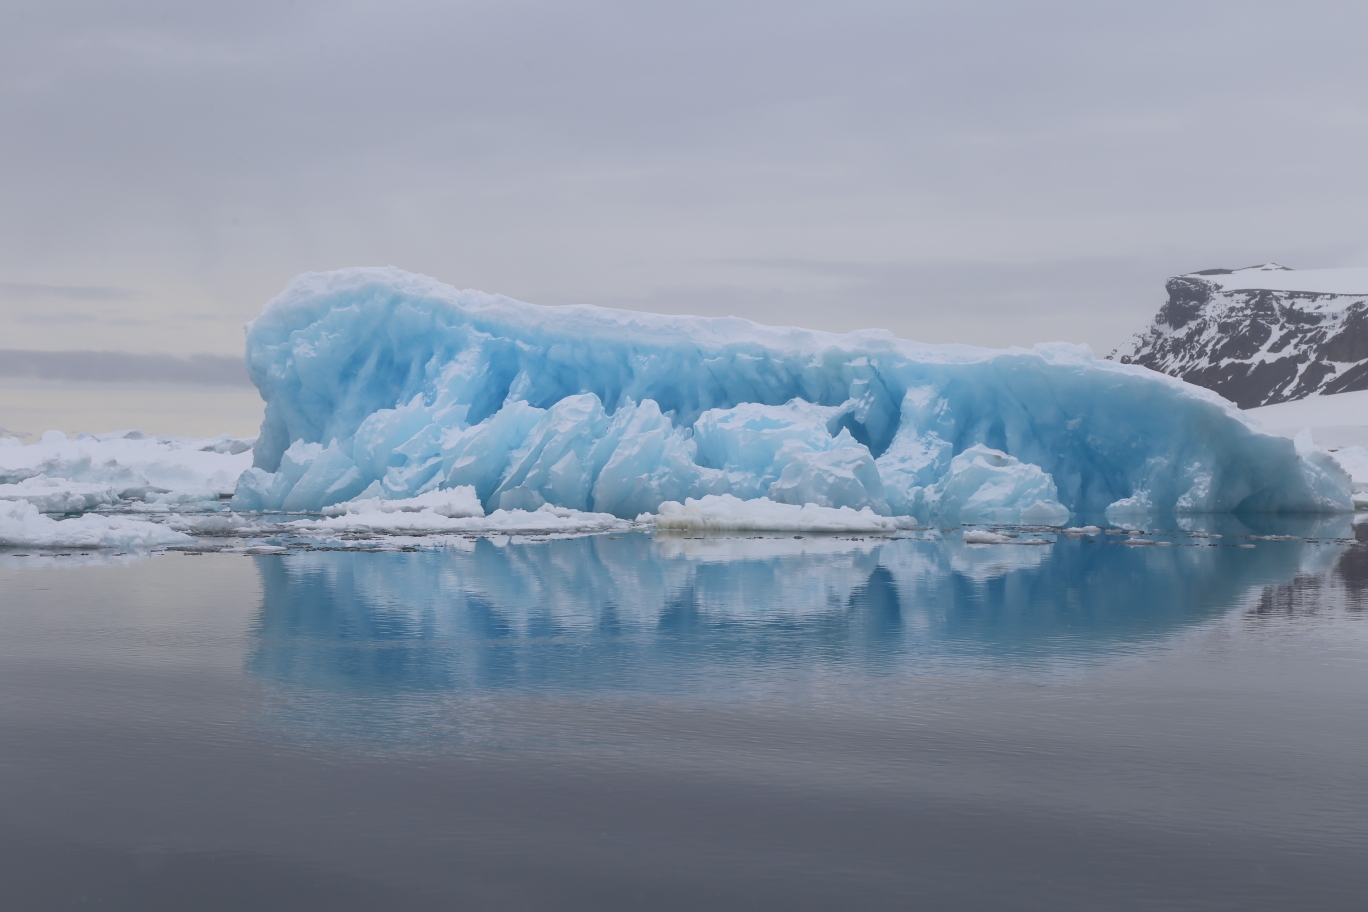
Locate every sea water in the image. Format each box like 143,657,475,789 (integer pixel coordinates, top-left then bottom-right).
2,525,1367,910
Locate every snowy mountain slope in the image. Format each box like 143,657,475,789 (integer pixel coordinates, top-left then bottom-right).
1245,389,1368,449
1110,264,1368,408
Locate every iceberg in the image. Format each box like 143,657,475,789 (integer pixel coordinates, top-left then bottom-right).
234,267,1352,524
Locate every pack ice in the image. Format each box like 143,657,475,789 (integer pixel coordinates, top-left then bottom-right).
0,431,252,548
230,268,1352,525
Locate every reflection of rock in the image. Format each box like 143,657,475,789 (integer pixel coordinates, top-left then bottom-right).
1335,544,1368,594
249,530,1338,705
1250,574,1328,617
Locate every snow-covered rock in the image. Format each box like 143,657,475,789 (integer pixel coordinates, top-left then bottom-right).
1112,264,1368,408
233,267,1351,521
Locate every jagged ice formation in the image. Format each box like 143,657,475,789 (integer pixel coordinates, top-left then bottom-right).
230,268,1352,522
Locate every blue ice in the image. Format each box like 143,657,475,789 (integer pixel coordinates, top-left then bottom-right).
229,268,1352,522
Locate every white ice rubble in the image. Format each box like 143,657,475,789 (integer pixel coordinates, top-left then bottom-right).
295,502,630,538
653,494,909,534
0,498,192,550
0,430,253,548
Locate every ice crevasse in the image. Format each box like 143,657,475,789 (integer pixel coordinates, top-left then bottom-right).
229,268,1352,523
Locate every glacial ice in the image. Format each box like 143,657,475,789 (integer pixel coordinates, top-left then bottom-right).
229,267,1352,525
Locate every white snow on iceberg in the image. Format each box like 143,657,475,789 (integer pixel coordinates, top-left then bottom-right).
232,268,1352,524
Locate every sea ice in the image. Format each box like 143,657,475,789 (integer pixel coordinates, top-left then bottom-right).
0,431,254,511
319,486,484,518
292,502,630,538
231,268,1351,523
0,478,119,514
652,494,904,534
960,529,1018,544
0,498,193,549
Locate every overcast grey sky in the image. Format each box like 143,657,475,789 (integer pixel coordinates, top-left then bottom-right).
2,0,1367,363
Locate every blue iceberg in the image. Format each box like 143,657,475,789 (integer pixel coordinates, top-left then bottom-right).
231,268,1351,522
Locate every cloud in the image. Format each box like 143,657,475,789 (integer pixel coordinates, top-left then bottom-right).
0,350,250,386
2,1,1368,354
0,283,137,302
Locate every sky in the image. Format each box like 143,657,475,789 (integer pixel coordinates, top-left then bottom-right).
3,0,1368,377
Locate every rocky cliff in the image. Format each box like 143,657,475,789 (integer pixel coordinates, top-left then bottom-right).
1111,264,1368,408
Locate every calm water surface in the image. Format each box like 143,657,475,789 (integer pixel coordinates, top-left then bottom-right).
3,523,1367,910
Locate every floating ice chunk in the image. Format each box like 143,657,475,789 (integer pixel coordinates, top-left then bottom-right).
0,477,119,513
651,494,901,533
294,502,629,537
0,432,253,510
1063,525,1103,536
166,513,252,535
958,529,1054,545
237,268,1353,519
924,445,1071,526
1105,490,1154,523
321,486,484,517
961,529,1016,544
0,499,193,549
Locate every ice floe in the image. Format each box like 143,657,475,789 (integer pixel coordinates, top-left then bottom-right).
652,494,908,534
0,498,192,550
0,430,253,512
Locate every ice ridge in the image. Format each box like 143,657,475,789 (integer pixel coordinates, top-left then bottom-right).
230,267,1353,522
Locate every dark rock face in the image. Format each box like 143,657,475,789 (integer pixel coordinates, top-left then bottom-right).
1111,269,1368,408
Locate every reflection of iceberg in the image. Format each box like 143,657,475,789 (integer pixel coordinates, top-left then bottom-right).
235,268,1349,521
249,530,1337,704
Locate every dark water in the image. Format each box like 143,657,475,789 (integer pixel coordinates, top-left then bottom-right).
3,523,1368,910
